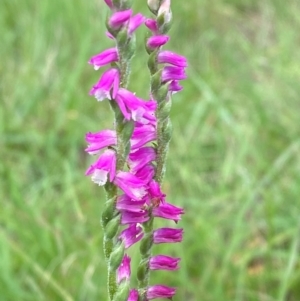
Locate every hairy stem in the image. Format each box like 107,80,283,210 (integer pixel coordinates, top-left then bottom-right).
102,24,135,301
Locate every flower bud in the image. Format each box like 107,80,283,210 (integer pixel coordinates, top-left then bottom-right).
161,119,172,144
157,0,172,23
147,50,159,74
109,242,125,271
147,0,161,14
101,197,116,227
140,232,154,256
112,281,130,301
158,98,172,121
137,259,149,282
155,84,169,103
104,215,121,239
150,70,163,94
157,5,172,34
120,120,135,146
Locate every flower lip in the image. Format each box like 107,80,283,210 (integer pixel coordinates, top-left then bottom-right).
88,48,118,70
89,68,120,101
85,149,116,184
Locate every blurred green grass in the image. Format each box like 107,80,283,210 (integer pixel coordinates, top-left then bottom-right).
1,0,300,300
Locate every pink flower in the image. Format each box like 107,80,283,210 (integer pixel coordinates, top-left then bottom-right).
135,164,155,184
115,88,153,122
114,171,146,200
147,285,176,299
116,194,146,212
89,68,120,101
149,255,180,271
158,50,188,67
129,147,156,173
128,289,139,301
128,13,145,35
109,10,132,29
119,224,144,248
148,181,166,203
145,18,158,33
85,130,116,155
168,80,183,93
88,48,118,70
130,124,156,149
162,66,187,82
153,228,183,244
117,254,131,284
152,201,184,222
147,35,169,49
121,210,149,224
85,149,116,185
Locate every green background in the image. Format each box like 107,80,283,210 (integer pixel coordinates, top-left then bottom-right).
1,0,300,300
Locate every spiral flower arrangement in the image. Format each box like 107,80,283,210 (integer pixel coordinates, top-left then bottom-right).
85,0,187,300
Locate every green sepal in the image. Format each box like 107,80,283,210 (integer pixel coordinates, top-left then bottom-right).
162,119,172,144
137,259,149,282
120,0,132,10
101,197,116,227
109,242,125,271
116,27,129,49
119,120,134,146
147,50,159,75
122,35,136,61
110,100,123,122
155,83,169,103
137,289,146,301
112,0,121,9
158,99,172,121
124,142,132,160
104,214,120,240
150,70,162,94
112,281,130,301
139,233,153,256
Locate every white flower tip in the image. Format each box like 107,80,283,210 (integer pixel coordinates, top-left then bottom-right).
95,90,110,102
91,170,108,186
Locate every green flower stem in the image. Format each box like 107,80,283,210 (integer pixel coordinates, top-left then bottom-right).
102,186,118,300
154,114,171,183
137,216,154,300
